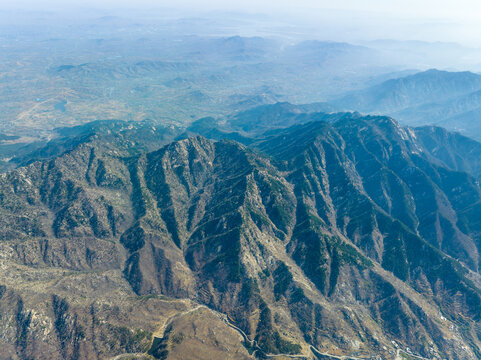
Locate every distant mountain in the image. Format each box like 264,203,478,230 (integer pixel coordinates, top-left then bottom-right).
165,35,279,63
335,69,481,139
398,89,481,135
0,133,20,141
10,120,182,168
52,60,195,80
184,102,341,139
414,125,481,178
204,35,276,62
224,102,339,134
2,114,481,359
281,41,380,69
336,69,481,113
7,32,422,141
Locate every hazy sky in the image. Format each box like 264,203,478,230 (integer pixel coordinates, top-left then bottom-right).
169,0,480,21
2,0,481,46
4,0,478,18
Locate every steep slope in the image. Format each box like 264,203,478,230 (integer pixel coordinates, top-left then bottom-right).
2,117,481,359
255,116,481,358
257,116,481,270
414,125,481,179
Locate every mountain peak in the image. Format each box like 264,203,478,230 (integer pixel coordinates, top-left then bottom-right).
2,114,481,359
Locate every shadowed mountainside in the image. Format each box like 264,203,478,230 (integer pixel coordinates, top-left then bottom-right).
1,114,481,359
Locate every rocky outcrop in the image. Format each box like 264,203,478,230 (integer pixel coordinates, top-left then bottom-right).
1,117,481,359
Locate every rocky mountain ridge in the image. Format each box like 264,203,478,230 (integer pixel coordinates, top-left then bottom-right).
1,112,481,359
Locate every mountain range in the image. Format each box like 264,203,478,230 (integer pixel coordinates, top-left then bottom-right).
335,69,481,140
2,107,481,359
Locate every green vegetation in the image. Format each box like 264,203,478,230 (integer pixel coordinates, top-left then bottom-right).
2,104,481,360
148,336,168,359
273,262,293,300
104,324,152,353
255,301,301,355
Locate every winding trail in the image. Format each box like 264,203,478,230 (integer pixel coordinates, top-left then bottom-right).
144,302,430,360
110,353,146,360
207,307,371,360
153,304,206,338
309,345,368,360
394,349,430,360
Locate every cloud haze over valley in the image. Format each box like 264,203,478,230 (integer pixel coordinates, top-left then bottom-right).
4,0,481,45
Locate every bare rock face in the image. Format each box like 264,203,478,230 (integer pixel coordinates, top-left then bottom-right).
1,116,481,359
